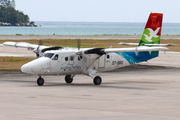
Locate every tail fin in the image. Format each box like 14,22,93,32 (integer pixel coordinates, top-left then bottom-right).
138,13,163,46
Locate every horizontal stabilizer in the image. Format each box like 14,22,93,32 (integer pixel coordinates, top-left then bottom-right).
119,42,139,46
119,42,176,47
143,43,176,47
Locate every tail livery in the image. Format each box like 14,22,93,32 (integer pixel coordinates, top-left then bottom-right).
113,13,166,64
139,13,163,46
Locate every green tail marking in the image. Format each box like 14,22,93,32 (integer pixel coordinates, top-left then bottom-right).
138,28,161,46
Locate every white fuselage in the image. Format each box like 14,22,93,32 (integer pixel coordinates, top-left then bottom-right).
21,49,130,76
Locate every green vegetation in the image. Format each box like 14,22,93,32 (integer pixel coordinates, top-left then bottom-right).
16,34,22,36
0,57,35,71
0,0,29,25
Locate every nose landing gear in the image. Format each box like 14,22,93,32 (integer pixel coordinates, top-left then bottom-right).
37,76,44,86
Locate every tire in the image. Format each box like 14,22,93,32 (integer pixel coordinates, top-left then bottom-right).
65,75,73,83
93,76,102,85
37,77,44,86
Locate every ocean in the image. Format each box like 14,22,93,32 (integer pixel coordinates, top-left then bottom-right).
0,21,180,35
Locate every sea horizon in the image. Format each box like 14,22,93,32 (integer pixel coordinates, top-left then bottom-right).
0,21,180,36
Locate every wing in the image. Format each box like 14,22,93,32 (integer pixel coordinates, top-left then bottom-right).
84,46,168,56
3,41,64,58
103,46,168,54
3,42,39,50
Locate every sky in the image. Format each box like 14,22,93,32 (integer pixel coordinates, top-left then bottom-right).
15,0,180,23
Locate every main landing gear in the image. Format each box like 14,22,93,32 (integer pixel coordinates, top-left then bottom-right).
64,75,102,85
37,76,44,86
65,75,73,84
93,76,102,85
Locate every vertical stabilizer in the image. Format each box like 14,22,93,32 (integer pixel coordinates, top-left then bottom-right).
120,13,164,64
139,13,163,46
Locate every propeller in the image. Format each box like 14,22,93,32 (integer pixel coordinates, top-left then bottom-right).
38,40,43,45
77,39,80,51
33,40,43,58
76,39,84,61
76,39,82,55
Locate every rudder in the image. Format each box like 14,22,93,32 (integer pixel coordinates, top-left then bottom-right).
138,13,163,46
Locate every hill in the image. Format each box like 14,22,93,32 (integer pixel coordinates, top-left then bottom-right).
0,0,37,27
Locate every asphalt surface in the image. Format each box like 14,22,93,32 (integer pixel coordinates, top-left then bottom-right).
0,36,180,119
0,52,180,120
0,45,36,57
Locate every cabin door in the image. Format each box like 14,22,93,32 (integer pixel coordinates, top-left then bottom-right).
98,55,105,68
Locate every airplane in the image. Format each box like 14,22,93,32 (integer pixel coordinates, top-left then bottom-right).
3,13,172,86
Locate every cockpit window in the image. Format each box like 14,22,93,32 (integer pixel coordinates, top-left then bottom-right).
43,53,54,59
78,55,82,61
52,54,58,60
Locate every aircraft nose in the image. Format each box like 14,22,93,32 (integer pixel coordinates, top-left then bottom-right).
21,64,31,74
21,57,51,74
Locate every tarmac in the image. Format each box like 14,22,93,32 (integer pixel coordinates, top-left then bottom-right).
0,39,180,119
0,45,36,57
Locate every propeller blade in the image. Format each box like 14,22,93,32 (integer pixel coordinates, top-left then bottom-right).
77,39,80,51
35,40,43,58
39,40,43,45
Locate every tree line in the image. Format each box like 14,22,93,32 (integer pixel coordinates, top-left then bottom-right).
0,0,30,25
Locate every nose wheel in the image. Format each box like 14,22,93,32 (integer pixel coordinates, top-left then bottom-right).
37,77,44,86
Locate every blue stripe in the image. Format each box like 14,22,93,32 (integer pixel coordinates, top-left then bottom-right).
116,52,158,65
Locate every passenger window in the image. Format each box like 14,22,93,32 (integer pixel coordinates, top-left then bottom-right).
70,56,74,61
65,57,68,61
53,55,58,60
107,55,110,59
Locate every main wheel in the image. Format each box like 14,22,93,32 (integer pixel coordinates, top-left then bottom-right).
93,76,102,85
37,77,44,86
65,75,73,83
